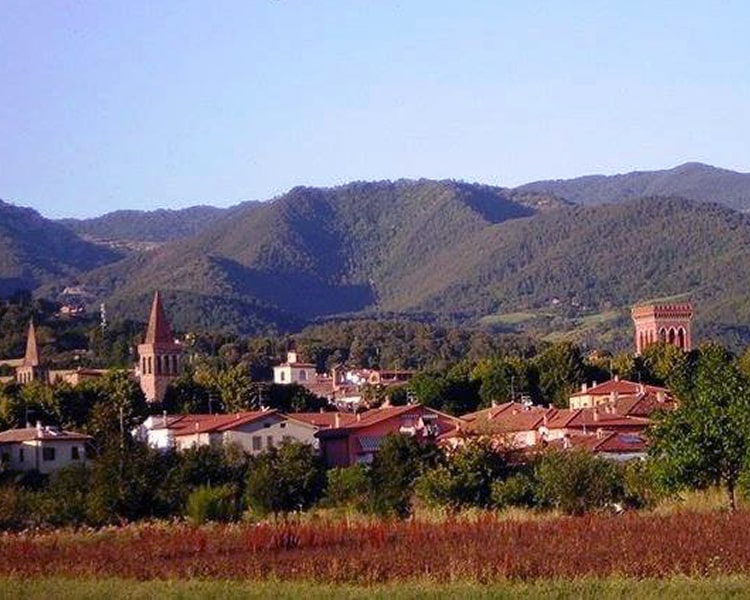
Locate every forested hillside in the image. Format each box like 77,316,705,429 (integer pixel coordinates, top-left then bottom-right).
5,173,750,349
78,180,565,329
59,205,234,243
0,200,120,298
517,162,750,211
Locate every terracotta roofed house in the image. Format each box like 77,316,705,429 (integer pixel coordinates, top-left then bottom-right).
316,405,463,467
135,411,320,453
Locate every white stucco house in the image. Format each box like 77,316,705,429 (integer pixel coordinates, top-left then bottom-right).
272,351,317,385
135,410,320,454
0,423,90,474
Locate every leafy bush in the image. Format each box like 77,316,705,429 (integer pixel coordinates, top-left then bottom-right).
323,465,369,509
368,434,437,518
186,485,237,524
416,439,511,510
491,472,537,509
245,441,326,517
535,449,623,515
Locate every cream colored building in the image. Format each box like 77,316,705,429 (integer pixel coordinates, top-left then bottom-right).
0,424,90,475
273,351,316,385
136,411,320,454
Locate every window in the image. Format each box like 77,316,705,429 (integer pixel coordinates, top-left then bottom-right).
71,446,80,460
42,447,56,462
252,436,262,451
267,436,274,448
279,371,286,382
19,448,24,462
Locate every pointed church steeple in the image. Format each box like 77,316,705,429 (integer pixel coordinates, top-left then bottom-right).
137,291,182,403
16,319,47,385
23,320,39,367
144,291,174,344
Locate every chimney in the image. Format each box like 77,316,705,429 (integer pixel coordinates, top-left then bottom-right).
162,410,168,428
638,383,645,394
287,350,298,364
581,382,588,393
356,412,361,422
592,380,597,388
613,374,619,382
334,413,341,428
656,391,666,403
36,420,43,436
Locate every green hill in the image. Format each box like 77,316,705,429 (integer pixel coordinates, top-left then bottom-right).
6,175,750,350
517,162,750,211
59,204,236,243
77,180,565,329
0,200,120,298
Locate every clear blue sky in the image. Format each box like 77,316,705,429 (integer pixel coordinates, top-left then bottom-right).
1,1,749,218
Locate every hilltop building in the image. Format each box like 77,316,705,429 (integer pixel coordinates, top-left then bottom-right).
137,291,182,403
632,302,693,355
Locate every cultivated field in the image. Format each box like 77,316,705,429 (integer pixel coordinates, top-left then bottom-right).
2,511,750,583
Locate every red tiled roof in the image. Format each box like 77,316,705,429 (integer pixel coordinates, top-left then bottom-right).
0,427,91,443
569,378,668,398
614,392,676,417
549,431,648,454
162,411,279,436
461,403,554,434
316,405,462,439
286,412,356,429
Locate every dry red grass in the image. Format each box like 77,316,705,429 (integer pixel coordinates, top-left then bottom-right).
1,511,749,582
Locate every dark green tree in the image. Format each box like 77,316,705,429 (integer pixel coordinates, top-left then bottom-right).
368,434,436,518
649,343,750,511
244,441,326,517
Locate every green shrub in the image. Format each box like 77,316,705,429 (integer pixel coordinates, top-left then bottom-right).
491,472,537,509
186,485,237,524
323,465,369,509
245,441,326,517
535,449,623,515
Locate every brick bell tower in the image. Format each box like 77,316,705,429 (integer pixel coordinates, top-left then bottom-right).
15,320,48,385
632,302,693,356
137,291,182,403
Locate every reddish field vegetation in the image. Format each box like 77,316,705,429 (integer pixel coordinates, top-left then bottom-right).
2,512,750,582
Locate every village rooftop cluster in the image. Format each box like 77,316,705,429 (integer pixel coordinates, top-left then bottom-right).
0,292,692,473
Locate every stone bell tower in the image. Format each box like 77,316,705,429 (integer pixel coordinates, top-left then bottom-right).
137,291,182,403
15,320,48,385
632,302,693,356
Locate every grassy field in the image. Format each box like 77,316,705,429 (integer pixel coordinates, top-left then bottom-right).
2,576,750,599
